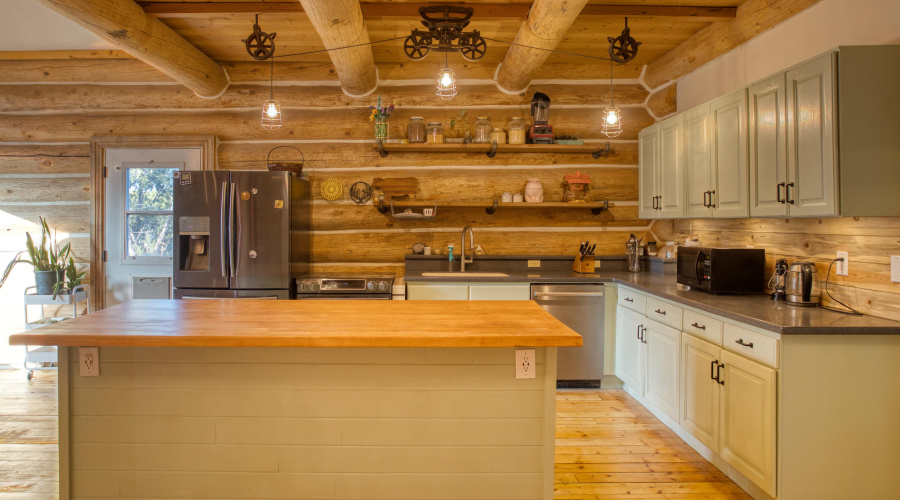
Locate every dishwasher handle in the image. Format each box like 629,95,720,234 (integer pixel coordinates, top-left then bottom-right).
533,292,604,298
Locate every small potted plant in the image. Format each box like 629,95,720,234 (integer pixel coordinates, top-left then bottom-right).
1,216,71,297
369,94,396,143
55,256,85,296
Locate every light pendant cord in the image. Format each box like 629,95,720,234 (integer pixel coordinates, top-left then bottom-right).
822,259,863,315
269,56,275,99
609,57,615,106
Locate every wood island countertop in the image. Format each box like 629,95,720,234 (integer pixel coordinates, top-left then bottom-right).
9,299,583,348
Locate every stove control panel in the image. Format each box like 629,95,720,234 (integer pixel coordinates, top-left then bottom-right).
296,277,395,294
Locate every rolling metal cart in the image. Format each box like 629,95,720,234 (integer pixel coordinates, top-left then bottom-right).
23,284,90,380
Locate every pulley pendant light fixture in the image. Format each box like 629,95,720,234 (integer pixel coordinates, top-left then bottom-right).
436,53,458,100
602,58,622,138
261,55,282,130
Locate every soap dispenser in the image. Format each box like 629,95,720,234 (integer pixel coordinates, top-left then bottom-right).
447,245,455,271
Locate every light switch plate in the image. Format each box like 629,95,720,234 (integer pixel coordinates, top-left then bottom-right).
527,260,541,268
891,256,900,283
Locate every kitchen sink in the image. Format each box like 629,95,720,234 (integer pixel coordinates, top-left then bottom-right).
420,272,510,278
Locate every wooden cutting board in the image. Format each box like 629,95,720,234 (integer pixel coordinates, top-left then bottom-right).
373,177,418,200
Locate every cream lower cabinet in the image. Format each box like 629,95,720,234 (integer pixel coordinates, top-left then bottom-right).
406,282,530,301
681,333,776,497
615,305,681,422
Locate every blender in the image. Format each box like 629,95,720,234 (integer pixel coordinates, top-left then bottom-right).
527,92,554,144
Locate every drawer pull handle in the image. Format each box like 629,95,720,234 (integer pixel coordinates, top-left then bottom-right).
735,338,754,348
710,360,717,381
654,309,666,315
717,362,725,385
691,322,706,330
625,297,634,302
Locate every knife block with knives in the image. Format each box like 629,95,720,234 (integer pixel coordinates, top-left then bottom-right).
572,241,596,274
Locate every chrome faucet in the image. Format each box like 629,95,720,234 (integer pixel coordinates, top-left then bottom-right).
460,225,475,272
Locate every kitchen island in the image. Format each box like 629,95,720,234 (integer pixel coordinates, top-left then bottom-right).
10,299,581,500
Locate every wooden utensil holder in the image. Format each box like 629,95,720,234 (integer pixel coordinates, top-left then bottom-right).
572,255,595,274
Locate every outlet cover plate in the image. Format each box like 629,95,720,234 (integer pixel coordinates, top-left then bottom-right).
836,251,849,276
79,347,99,377
892,256,900,283
527,260,541,268
515,349,536,379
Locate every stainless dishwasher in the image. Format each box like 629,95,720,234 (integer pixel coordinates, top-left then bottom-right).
531,283,604,386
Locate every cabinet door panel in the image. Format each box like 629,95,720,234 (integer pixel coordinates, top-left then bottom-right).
658,116,685,218
787,53,838,217
406,283,469,300
468,284,530,301
749,75,789,217
719,350,776,497
639,126,660,219
683,105,713,219
643,319,681,422
615,306,645,393
680,334,720,452
711,89,749,218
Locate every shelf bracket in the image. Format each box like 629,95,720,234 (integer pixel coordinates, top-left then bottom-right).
592,142,613,159
375,193,389,214
486,141,499,158
377,141,389,158
591,200,610,215
485,199,499,215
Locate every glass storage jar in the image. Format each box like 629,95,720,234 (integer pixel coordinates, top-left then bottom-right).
508,116,527,144
426,122,444,144
473,117,492,144
408,117,426,143
490,127,506,145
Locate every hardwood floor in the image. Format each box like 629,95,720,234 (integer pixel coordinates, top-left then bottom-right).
0,370,750,499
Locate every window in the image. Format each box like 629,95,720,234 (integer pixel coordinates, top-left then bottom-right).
124,166,177,262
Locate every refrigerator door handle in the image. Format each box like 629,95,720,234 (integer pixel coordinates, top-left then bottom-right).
228,182,236,277
220,181,227,277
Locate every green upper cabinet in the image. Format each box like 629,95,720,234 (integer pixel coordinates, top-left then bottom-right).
638,124,660,219
709,89,749,218
749,74,789,217
639,115,685,220
683,104,713,218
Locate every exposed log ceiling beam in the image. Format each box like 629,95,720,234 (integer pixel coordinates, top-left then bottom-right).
138,2,737,21
495,0,590,93
32,0,228,98
298,0,377,97
643,0,825,89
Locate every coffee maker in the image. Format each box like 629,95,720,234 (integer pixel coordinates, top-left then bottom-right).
527,92,554,144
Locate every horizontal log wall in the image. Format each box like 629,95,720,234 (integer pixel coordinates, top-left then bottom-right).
0,56,673,331
674,218,900,322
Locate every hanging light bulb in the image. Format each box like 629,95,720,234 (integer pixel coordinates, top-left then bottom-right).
436,53,457,100
261,56,282,130
602,58,623,138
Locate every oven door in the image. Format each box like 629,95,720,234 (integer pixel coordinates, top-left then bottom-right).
295,293,392,300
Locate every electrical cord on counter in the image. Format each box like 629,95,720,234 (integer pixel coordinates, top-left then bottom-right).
822,258,863,315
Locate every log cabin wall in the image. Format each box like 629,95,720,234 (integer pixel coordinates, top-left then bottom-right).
674,219,900,321
0,56,676,337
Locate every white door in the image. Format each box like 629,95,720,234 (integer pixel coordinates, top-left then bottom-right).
638,125,659,219
614,306,645,393
680,333,721,451
104,149,203,307
710,89,749,218
682,104,713,219
643,318,681,422
657,115,685,218
749,74,789,217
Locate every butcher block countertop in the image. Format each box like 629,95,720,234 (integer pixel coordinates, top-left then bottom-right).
9,299,583,348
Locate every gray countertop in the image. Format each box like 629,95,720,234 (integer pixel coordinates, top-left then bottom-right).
404,256,900,335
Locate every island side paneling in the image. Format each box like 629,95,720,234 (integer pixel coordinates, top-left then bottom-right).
0,55,674,322
61,345,558,499
675,218,900,321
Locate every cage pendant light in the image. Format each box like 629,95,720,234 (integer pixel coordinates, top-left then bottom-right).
261,56,282,130
436,53,458,100
602,58,623,138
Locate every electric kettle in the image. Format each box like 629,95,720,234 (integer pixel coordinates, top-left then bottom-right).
784,261,821,306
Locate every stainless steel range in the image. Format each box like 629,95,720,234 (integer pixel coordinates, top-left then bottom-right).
295,276,395,300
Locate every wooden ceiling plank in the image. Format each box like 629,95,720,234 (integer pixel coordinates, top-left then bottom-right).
298,0,378,96
643,0,824,89
139,2,735,20
495,0,591,93
33,0,229,98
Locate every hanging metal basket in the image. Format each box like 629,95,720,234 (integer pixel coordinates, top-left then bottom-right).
266,146,304,175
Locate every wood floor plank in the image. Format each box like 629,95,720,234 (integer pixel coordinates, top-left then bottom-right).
0,373,753,500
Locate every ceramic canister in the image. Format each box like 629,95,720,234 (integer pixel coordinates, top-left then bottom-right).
524,178,544,202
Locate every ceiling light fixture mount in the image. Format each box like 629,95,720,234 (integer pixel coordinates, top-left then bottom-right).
607,18,641,64
404,5,486,61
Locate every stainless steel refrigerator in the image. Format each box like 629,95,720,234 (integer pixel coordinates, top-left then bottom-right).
173,170,310,299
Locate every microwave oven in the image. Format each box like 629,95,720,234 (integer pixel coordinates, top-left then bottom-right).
676,246,765,293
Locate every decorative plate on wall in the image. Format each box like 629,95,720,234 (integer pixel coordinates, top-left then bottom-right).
320,178,343,202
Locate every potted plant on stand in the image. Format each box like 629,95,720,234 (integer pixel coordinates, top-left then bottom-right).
1,216,71,297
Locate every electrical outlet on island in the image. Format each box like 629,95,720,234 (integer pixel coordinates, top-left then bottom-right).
79,347,100,377
515,349,536,379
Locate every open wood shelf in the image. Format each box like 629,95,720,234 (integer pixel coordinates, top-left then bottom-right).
374,141,613,158
375,199,612,216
